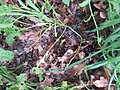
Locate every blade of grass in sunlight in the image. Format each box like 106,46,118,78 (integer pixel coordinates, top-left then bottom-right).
64,49,103,71
85,56,120,70
86,18,120,32
26,0,39,11
18,0,30,10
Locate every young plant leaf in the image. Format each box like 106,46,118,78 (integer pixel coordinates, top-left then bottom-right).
79,0,91,7
0,48,14,61
17,73,28,83
62,0,70,6
0,24,12,28
32,67,43,82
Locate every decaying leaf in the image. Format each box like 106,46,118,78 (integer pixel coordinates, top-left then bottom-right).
73,61,87,75
33,0,38,4
78,52,85,60
93,76,108,88
93,1,106,10
58,49,74,62
100,11,107,19
93,1,107,19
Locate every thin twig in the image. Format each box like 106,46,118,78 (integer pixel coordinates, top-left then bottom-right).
56,15,83,44
37,27,66,68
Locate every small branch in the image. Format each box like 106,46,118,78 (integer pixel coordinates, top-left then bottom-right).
37,28,66,68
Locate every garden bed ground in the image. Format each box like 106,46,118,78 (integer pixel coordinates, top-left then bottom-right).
0,0,118,90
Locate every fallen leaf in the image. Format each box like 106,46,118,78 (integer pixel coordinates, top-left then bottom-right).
29,17,40,23
37,45,46,56
100,11,107,19
93,76,108,88
58,49,74,63
33,0,38,4
65,60,88,77
36,23,48,27
63,18,69,24
78,52,85,59
73,61,87,75
93,1,106,10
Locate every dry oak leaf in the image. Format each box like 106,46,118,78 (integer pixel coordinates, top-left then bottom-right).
93,76,108,88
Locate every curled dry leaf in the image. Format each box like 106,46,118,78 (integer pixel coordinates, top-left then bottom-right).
93,76,108,88
36,23,48,27
58,49,74,69
100,12,107,19
33,0,38,4
58,49,74,63
5,0,9,3
66,60,88,77
29,17,40,24
78,51,85,60
93,1,106,10
37,45,46,56
91,75,95,82
73,61,87,75
19,31,38,42
63,18,69,24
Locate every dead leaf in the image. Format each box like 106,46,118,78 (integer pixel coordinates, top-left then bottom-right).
66,60,88,77
58,49,74,63
93,1,106,10
93,3,101,10
93,1,107,19
29,17,40,24
36,23,48,27
37,45,46,56
78,52,85,60
63,18,69,24
73,61,87,75
100,11,107,19
33,0,38,4
5,0,9,3
93,76,108,88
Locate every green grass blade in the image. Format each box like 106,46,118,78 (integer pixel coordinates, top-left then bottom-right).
85,56,120,70
85,60,108,70
87,18,120,32
0,12,37,17
18,0,30,10
26,0,39,12
108,63,120,90
112,27,120,34
104,33,120,46
64,49,103,71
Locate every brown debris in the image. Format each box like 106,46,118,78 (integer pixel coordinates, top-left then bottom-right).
93,76,108,88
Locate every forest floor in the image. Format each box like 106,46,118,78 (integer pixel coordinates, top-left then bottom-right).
0,0,120,90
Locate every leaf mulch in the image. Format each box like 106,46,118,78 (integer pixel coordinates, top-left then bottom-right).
0,0,111,90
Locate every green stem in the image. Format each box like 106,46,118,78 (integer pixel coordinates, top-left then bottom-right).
89,2,100,46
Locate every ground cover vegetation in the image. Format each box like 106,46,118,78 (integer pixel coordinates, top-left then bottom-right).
0,0,120,90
